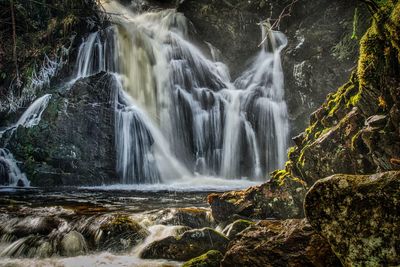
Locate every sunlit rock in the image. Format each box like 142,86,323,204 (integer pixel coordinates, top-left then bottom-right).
305,172,400,266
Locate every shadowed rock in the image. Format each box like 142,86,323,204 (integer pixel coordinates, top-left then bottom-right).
141,227,229,261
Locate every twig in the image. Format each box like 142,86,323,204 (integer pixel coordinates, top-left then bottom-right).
10,0,21,88
258,0,299,47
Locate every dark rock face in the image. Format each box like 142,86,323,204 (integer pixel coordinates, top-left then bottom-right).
222,219,341,267
305,172,400,266
0,158,10,185
178,0,367,136
5,72,117,186
208,174,307,223
141,228,229,261
183,250,224,267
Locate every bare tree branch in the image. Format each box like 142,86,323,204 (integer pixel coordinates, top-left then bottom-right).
258,0,299,47
10,0,21,88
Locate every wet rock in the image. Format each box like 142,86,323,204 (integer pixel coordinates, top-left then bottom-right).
222,219,254,240
0,157,10,185
36,241,53,258
5,72,118,186
222,219,341,267
183,250,223,267
159,207,214,229
208,174,306,223
305,171,400,266
141,228,229,261
9,216,61,238
0,235,52,258
97,214,149,252
60,231,87,257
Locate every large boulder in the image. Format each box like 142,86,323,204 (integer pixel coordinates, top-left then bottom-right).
305,171,400,266
5,72,118,186
141,228,229,261
208,174,307,223
222,219,341,267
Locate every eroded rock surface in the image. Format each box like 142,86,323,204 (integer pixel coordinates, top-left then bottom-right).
305,171,400,266
222,219,341,267
208,175,307,223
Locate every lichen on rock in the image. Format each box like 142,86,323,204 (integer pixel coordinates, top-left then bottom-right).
305,171,400,266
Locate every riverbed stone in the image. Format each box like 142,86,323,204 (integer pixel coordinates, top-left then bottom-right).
159,207,214,229
222,219,341,267
304,171,400,266
141,227,229,261
60,230,87,257
97,214,149,252
183,250,224,267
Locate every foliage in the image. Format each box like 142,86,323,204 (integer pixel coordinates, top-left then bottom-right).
0,0,105,97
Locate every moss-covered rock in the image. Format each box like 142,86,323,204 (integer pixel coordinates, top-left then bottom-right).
222,219,341,267
208,172,307,223
183,250,223,267
305,171,400,266
141,227,229,261
276,1,400,187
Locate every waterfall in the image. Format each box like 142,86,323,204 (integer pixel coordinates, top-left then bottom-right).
0,149,30,187
72,0,289,184
0,94,52,187
0,94,52,138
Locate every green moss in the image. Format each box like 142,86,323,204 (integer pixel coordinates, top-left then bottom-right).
182,250,223,267
357,22,384,90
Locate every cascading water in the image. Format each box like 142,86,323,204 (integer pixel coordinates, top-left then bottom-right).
73,0,289,184
0,94,52,187
0,149,30,187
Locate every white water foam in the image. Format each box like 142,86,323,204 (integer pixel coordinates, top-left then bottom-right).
81,176,260,192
